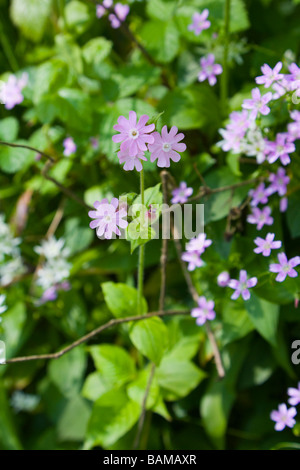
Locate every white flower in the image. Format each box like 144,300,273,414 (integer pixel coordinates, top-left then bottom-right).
34,236,70,260
0,257,25,286
36,258,71,291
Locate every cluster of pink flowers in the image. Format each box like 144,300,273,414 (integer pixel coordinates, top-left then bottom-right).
181,233,212,271
218,62,299,163
96,0,129,29
188,9,222,86
112,111,186,170
217,270,257,301
0,73,28,110
271,382,300,431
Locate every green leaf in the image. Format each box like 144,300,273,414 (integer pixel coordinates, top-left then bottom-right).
140,20,180,63
57,395,91,442
156,356,206,400
82,37,113,65
89,344,136,387
82,372,111,402
245,293,279,346
102,282,147,318
0,380,22,450
221,301,254,346
64,217,93,255
0,140,35,173
0,117,19,142
146,0,177,21
129,317,169,365
127,365,160,409
10,0,52,42
84,389,141,449
2,302,28,359
48,346,87,398
65,0,92,34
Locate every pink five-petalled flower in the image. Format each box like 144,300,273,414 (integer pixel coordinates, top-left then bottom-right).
228,270,257,300
148,125,186,168
254,233,282,257
269,253,300,282
249,183,269,207
191,296,216,326
88,198,128,239
255,62,284,88
112,111,155,157
198,54,223,86
188,10,211,36
242,87,273,120
246,206,274,231
267,167,290,196
63,137,76,156
0,73,28,110
186,233,212,254
117,149,147,172
217,271,230,287
288,383,300,406
171,182,193,204
270,403,297,431
109,3,130,28
267,133,295,166
181,251,203,271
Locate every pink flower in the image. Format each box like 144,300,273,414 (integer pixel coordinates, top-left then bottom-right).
186,233,212,255
0,73,28,110
198,54,222,86
109,3,130,28
270,403,297,431
191,296,216,326
188,10,211,36
96,0,113,18
269,253,300,282
255,62,284,88
88,198,128,239
288,383,300,406
148,126,186,168
253,233,281,257
217,271,230,287
267,133,295,166
247,206,274,231
242,88,273,120
181,251,203,271
117,149,147,172
228,270,257,300
112,111,155,157
248,183,269,207
63,137,76,156
267,167,290,196
171,182,193,204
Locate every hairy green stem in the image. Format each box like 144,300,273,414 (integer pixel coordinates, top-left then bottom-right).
137,168,145,315
220,0,231,116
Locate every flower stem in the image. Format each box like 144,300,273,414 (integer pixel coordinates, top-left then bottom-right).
137,168,145,315
220,0,231,117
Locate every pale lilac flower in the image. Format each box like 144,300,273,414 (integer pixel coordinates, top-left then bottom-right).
288,383,300,406
88,197,128,239
186,233,212,255
63,137,76,156
247,206,274,231
242,88,273,120
39,281,71,305
287,111,300,142
267,133,295,165
188,10,211,36
228,270,257,301
269,253,300,282
96,0,113,18
90,137,99,149
227,110,251,137
255,62,284,88
287,63,300,83
171,182,193,204
267,167,290,196
217,271,230,287
148,126,186,168
280,197,288,213
270,403,297,431
198,54,222,86
109,3,129,28
254,233,281,257
218,128,244,153
244,127,269,164
191,296,216,326
249,183,269,207
181,251,203,271
117,149,147,172
112,111,155,157
0,73,28,110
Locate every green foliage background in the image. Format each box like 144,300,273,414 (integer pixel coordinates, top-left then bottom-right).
0,0,300,450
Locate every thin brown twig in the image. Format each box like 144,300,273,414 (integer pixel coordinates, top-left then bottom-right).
133,362,156,450
163,172,225,378
0,141,55,163
2,309,189,364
